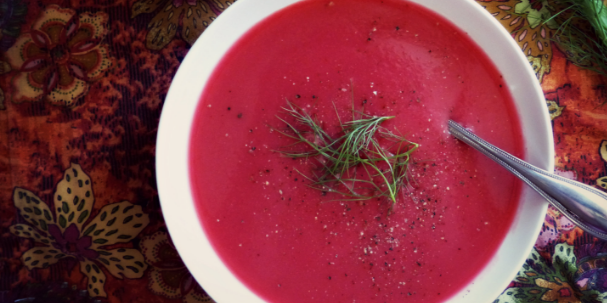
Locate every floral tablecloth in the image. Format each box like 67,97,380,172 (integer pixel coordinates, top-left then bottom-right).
0,0,606,302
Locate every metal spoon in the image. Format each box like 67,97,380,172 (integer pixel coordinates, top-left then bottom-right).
448,120,607,240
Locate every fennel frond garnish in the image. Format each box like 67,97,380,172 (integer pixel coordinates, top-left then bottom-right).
547,0,607,76
276,100,418,204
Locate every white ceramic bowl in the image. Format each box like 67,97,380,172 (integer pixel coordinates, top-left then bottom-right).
156,0,554,302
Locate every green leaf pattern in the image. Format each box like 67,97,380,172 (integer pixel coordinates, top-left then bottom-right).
514,0,558,29
87,201,150,250
19,246,65,269
54,163,94,234
96,248,148,279
80,259,108,297
9,223,54,245
12,188,54,232
495,243,605,303
9,163,150,298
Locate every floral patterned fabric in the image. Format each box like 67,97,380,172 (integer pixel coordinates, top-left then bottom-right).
0,0,606,302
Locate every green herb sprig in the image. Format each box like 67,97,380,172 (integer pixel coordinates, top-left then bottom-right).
276,100,418,204
547,0,607,76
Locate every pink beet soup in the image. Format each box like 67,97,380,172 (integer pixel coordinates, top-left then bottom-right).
189,0,523,302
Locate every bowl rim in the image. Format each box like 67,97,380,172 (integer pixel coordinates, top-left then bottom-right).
156,0,554,302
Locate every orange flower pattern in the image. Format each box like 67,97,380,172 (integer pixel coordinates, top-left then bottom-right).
141,231,215,303
535,277,581,303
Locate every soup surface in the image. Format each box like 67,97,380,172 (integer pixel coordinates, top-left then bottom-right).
189,0,523,302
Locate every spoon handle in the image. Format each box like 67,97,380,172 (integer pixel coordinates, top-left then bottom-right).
448,120,607,240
